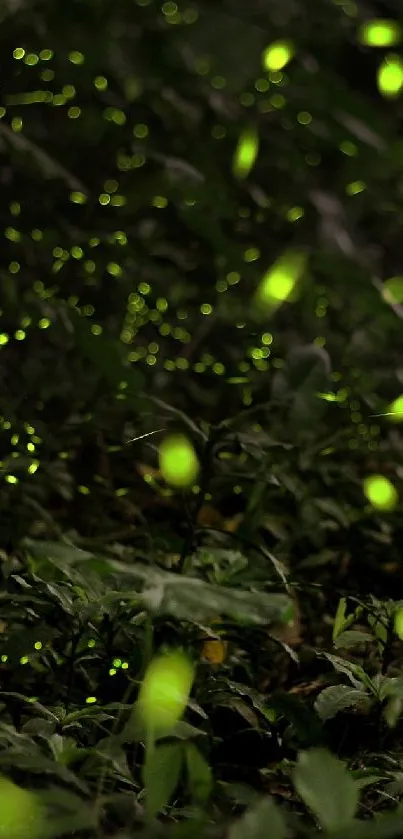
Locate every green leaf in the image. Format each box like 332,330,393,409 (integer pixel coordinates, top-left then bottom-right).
229,796,287,839
323,653,374,692
185,743,212,803
333,597,347,640
101,560,292,626
368,612,388,645
157,580,292,625
38,787,98,837
0,749,89,795
315,498,350,528
24,544,292,627
379,675,403,701
384,695,403,728
334,630,374,649
330,812,403,839
293,748,358,831
314,685,372,721
269,692,324,748
143,742,183,820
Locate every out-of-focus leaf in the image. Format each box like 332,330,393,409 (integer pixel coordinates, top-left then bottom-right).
149,577,292,626
143,741,183,820
37,787,98,837
293,748,358,831
185,742,212,803
0,748,90,794
229,796,287,839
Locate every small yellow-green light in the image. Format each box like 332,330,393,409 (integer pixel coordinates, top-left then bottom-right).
0,776,45,839
137,651,195,735
262,40,294,72
363,474,398,511
233,126,259,180
358,20,401,48
377,55,403,98
159,434,199,488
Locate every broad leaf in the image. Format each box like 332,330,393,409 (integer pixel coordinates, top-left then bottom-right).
323,653,374,692
334,630,373,649
143,741,183,820
185,743,212,803
24,543,293,626
293,748,358,831
229,796,287,839
37,787,98,837
330,812,403,839
315,685,372,721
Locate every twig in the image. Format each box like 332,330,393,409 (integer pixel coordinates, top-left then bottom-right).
0,122,88,193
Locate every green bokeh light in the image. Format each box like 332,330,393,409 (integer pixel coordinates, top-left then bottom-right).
386,395,403,423
363,474,398,511
377,55,403,98
262,41,294,72
358,19,401,48
254,250,306,312
137,650,194,735
159,434,200,488
394,608,403,639
0,776,45,839
233,127,259,179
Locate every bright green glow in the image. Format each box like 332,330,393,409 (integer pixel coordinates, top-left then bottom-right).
377,55,403,97
385,395,403,423
0,776,45,839
394,608,403,639
137,651,194,735
233,127,259,179
262,41,294,72
159,434,199,488
346,180,366,195
255,251,306,310
316,392,338,403
363,474,398,511
358,20,401,47
383,276,403,305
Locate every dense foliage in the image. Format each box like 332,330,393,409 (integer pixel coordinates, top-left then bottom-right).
2,1,403,837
